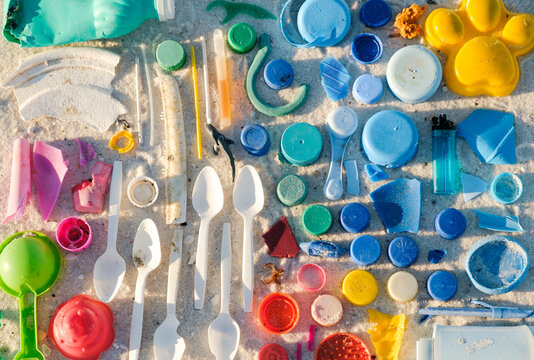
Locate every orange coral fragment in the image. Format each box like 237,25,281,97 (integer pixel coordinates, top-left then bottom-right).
394,4,427,39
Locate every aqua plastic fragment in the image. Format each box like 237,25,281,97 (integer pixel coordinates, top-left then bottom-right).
370,178,421,233
76,139,96,167
277,174,307,206
299,240,347,258
490,172,523,204
428,250,446,264
461,173,487,203
2,139,31,224
156,40,186,71
320,56,351,101
206,0,276,24
457,109,516,165
344,160,360,196
72,162,113,214
365,164,389,182
473,210,523,232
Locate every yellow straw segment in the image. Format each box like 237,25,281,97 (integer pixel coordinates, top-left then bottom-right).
191,45,203,160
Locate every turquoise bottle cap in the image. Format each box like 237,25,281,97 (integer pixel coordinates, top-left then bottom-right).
227,23,257,54
277,174,308,206
156,40,186,71
302,205,333,235
361,110,419,168
281,123,323,166
296,0,351,47
352,74,383,104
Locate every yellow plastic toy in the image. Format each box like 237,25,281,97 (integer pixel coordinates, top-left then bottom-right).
109,130,135,153
368,309,406,360
341,270,378,306
424,0,534,97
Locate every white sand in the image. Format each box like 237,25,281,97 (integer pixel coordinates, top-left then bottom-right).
1,0,534,359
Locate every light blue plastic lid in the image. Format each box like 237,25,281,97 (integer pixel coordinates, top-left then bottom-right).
361,110,419,168
434,208,466,240
359,0,392,28
350,235,381,266
297,0,351,47
281,123,323,166
352,74,383,104
388,236,418,268
427,270,457,301
490,172,523,204
264,59,294,90
240,124,270,156
340,203,370,233
351,33,383,64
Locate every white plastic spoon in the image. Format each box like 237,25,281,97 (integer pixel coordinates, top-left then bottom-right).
324,107,359,200
129,219,162,360
208,223,240,360
233,165,264,313
93,161,126,303
193,166,224,309
153,229,186,360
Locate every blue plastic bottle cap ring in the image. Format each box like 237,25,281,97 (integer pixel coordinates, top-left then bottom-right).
264,59,294,90
281,123,323,166
427,270,458,301
359,0,392,28
240,124,270,156
350,235,381,266
388,236,418,268
340,203,370,233
435,208,466,240
297,0,351,47
351,33,383,64
352,74,384,104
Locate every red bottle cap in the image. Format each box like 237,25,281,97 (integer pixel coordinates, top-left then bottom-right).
258,343,289,360
258,293,300,334
315,333,371,360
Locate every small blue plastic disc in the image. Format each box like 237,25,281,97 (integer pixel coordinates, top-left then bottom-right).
427,270,457,301
351,33,383,64
359,0,392,28
240,124,270,156
263,59,294,90
352,74,383,104
340,203,370,233
435,208,466,240
297,0,351,47
350,235,381,266
280,123,323,166
388,236,418,268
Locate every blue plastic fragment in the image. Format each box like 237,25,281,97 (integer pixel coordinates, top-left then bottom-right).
473,210,523,232
364,164,389,182
457,109,516,165
344,159,360,196
369,178,421,233
320,55,351,101
299,240,348,258
461,173,487,203
428,249,446,264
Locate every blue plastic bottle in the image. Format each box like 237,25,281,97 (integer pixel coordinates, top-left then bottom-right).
432,114,456,195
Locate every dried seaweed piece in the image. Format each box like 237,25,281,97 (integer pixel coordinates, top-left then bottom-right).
261,263,284,285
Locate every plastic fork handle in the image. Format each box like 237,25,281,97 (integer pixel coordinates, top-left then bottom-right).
324,135,348,200
129,272,148,360
107,161,123,251
242,216,254,312
220,223,231,314
167,229,183,318
194,218,211,309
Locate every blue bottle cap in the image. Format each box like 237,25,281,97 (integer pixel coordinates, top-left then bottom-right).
263,59,294,90
362,110,419,168
359,0,392,28
281,123,323,166
352,74,383,104
240,124,270,156
490,172,523,204
340,203,370,233
427,270,457,301
435,208,466,240
388,236,418,268
350,235,381,266
351,33,383,64
296,0,351,47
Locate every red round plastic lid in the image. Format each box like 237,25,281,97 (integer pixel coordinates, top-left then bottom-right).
48,294,115,360
258,343,289,360
258,293,300,334
315,333,371,360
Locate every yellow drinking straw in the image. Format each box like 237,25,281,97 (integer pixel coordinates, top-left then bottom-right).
191,45,203,159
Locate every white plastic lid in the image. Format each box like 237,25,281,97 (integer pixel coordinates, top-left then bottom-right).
157,0,175,21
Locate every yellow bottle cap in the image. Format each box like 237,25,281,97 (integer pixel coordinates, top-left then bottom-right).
342,270,378,306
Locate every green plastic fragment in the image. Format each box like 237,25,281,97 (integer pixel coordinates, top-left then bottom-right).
206,0,276,24
245,34,309,117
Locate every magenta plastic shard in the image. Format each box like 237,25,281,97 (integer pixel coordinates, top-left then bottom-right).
76,138,96,167
33,141,69,221
2,139,31,223
72,162,113,213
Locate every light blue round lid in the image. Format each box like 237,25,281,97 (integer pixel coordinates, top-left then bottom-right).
388,236,418,268
435,208,466,240
340,203,370,233
490,172,523,204
350,235,381,266
264,59,294,90
297,0,351,47
240,124,270,156
352,74,383,104
361,110,419,168
281,123,323,166
386,45,442,104
427,270,457,301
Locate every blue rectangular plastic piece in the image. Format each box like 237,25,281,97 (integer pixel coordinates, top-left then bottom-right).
344,159,360,196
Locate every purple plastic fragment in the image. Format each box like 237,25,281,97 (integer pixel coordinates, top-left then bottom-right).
308,324,316,351
473,210,523,232
296,343,302,360
76,138,96,167
428,249,446,264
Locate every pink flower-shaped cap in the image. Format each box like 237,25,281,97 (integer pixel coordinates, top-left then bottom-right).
56,217,92,252
48,295,115,360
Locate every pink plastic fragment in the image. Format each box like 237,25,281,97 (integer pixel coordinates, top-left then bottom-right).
75,138,96,167
308,324,317,352
2,139,31,224
296,343,302,360
72,162,113,213
33,141,69,221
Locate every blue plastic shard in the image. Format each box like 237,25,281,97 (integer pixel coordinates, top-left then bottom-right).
299,240,348,258
457,109,516,165
344,159,360,196
369,178,421,233
320,56,351,101
473,210,523,232
428,249,446,264
419,300,534,320
365,164,389,182
461,173,487,203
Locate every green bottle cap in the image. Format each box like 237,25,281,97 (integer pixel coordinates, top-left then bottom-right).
156,40,186,71
281,123,323,166
277,174,307,206
227,23,257,54
302,205,333,235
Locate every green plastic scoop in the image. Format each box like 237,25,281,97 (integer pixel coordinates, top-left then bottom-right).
0,231,61,360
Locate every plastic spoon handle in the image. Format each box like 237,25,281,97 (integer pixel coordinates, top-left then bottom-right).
129,271,148,360
324,136,347,200
107,161,123,251
167,229,183,318
16,292,44,360
242,216,254,313
220,223,231,314
194,218,211,309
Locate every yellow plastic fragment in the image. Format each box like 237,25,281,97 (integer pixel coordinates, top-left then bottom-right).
368,309,406,360
109,130,135,153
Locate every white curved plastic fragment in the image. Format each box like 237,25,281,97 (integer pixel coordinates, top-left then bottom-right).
2,139,31,224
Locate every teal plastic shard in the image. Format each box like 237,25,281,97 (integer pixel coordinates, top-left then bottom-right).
457,109,516,165
320,56,351,101
461,173,487,203
206,1,276,25
365,164,389,182
473,210,523,232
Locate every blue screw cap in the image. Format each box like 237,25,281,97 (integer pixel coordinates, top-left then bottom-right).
359,0,392,28
340,203,370,233
240,124,270,156
388,236,418,268
350,235,381,266
427,270,457,301
263,59,294,90
352,74,383,104
435,208,466,240
351,33,383,64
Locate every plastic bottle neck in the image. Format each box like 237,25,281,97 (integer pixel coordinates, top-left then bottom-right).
155,0,175,21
